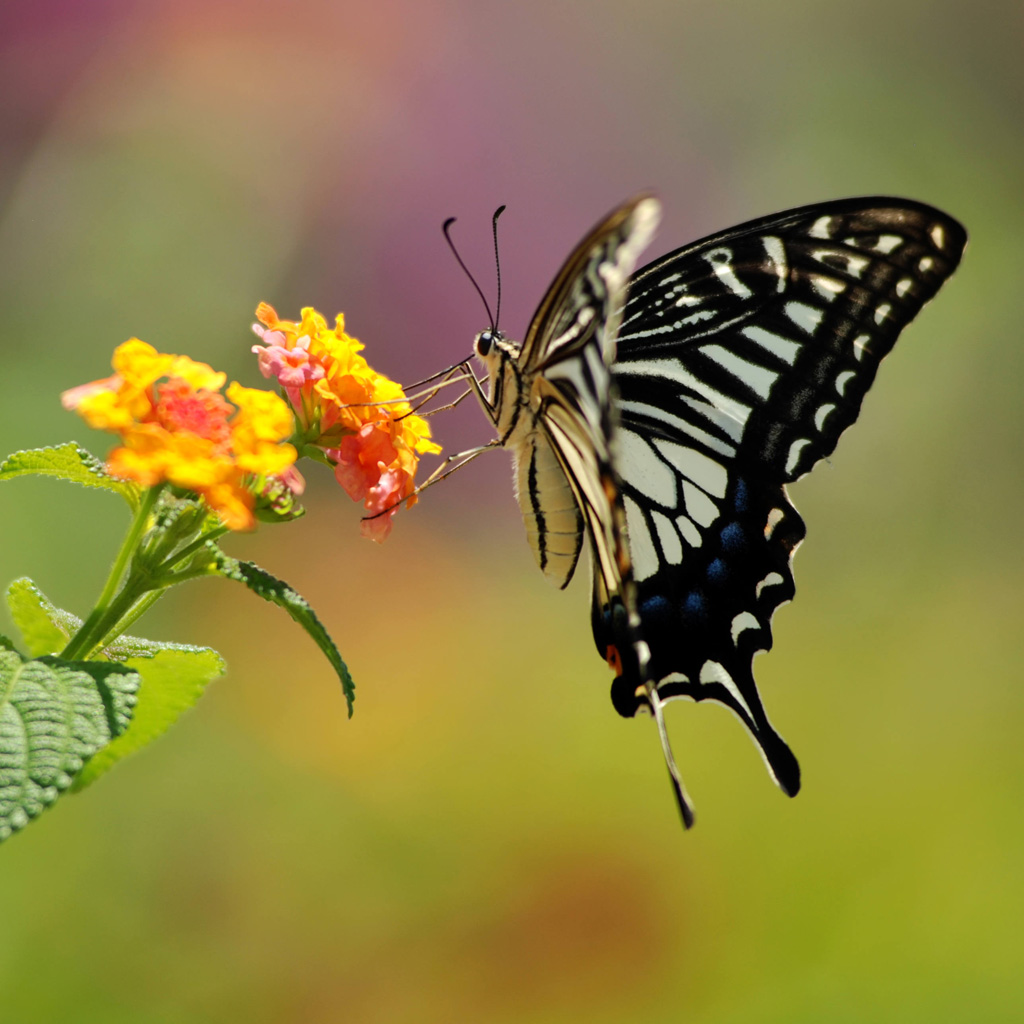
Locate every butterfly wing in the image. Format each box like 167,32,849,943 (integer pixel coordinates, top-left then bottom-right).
594,198,967,796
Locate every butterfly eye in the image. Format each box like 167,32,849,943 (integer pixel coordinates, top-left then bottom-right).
475,331,493,357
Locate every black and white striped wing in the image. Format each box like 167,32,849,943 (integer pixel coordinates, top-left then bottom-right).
518,195,661,594
593,198,967,795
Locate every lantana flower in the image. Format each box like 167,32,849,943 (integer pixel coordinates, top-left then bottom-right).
252,303,440,541
63,340,297,531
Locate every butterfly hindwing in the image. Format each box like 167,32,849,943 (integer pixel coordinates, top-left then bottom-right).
594,199,966,794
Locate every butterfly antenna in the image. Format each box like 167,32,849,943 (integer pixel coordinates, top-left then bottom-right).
650,691,696,829
443,216,496,331
492,204,506,330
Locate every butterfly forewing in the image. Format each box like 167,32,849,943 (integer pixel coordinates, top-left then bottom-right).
596,199,966,794
520,196,661,373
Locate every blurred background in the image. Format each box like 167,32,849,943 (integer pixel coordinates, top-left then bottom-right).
1,1,1022,1021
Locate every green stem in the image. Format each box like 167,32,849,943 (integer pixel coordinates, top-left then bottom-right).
61,486,162,660
92,588,166,653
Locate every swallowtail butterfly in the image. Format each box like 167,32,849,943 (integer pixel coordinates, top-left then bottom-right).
459,195,965,826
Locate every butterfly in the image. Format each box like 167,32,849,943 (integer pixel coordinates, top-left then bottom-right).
447,195,966,826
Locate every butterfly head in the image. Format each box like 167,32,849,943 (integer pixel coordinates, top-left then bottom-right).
473,328,498,358
473,327,520,364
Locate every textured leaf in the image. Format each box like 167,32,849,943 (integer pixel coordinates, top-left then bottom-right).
212,553,355,715
6,578,79,657
73,643,224,790
0,650,139,842
2,581,225,789
0,443,141,510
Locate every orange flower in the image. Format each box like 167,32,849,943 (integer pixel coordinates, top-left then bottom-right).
253,303,440,542
64,340,296,531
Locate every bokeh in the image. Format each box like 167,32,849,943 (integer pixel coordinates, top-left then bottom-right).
2,2,1022,1021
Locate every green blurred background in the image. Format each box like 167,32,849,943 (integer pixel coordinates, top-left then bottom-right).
1,1,1022,1021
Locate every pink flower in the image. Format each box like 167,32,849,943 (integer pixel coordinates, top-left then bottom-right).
330,422,398,502
274,463,306,497
360,466,406,542
252,328,325,413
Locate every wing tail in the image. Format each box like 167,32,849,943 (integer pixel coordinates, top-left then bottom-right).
651,692,696,828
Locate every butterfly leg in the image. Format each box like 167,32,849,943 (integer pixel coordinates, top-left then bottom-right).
407,440,502,498
360,441,502,525
403,386,474,420
397,363,479,420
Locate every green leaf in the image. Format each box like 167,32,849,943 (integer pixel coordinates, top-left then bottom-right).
6,578,79,656
0,442,141,510
73,643,225,791
0,649,139,842
3,580,225,789
211,552,355,715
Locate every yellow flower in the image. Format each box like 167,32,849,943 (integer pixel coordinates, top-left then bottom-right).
65,340,297,531
227,383,297,477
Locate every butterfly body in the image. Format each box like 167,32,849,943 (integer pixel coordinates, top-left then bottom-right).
466,195,966,826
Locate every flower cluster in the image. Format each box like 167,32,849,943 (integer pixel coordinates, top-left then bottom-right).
63,340,297,530
252,303,440,541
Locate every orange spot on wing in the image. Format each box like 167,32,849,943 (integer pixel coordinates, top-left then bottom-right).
606,645,623,676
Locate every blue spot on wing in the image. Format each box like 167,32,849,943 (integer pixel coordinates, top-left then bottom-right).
683,590,706,622
707,558,727,583
641,595,672,620
720,522,744,552
733,478,749,513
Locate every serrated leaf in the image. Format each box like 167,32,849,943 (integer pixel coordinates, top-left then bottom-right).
6,578,80,656
0,443,141,510
74,643,225,790
0,650,139,843
212,553,355,715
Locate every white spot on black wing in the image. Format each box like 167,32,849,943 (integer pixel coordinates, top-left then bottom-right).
764,507,785,539
703,344,778,400
814,403,836,431
731,611,761,644
809,216,832,239
682,481,719,527
651,439,728,498
756,572,785,598
618,430,678,506
704,246,753,298
675,514,702,548
785,301,824,334
785,438,811,476
835,370,855,396
741,325,800,365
